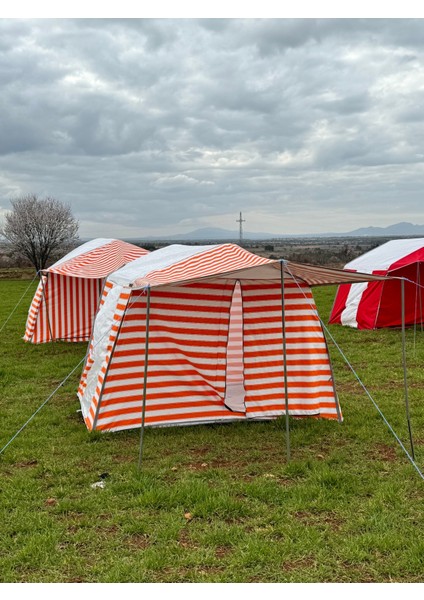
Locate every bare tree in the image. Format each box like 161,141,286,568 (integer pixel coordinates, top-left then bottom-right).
0,194,79,273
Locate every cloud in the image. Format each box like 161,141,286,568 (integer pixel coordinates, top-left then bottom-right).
1,18,424,237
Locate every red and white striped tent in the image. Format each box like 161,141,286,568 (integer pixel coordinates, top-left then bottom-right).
24,238,149,343
329,238,424,329
78,243,382,433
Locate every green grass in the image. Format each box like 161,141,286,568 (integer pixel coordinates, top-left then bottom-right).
1,278,424,583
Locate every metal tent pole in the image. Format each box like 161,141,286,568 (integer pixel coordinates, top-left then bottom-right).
138,286,151,470
280,261,291,462
401,278,415,461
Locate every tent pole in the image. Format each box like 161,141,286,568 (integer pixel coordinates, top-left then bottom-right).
280,262,291,462
138,286,151,470
401,278,415,461
40,272,54,343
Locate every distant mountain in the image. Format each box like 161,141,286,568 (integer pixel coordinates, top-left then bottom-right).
344,222,424,237
143,222,424,241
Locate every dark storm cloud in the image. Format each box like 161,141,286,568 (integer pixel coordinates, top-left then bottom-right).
0,17,424,237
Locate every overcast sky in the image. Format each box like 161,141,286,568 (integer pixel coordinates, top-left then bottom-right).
1,16,424,238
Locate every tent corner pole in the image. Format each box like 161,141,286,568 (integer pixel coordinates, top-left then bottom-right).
138,286,151,471
401,278,415,461
280,261,291,462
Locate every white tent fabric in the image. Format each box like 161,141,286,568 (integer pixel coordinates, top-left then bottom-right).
330,238,424,329
341,238,424,273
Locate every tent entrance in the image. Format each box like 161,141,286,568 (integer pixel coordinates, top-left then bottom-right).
224,281,246,413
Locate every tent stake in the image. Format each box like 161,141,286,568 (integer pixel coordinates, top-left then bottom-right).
138,286,151,470
280,262,291,462
401,278,415,461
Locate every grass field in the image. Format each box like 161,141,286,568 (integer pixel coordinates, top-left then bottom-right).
1,277,424,583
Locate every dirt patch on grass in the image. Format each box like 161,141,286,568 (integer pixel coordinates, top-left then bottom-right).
158,563,226,581
215,545,232,558
336,381,366,394
371,443,398,462
178,528,200,550
126,533,151,549
294,510,344,531
186,461,213,471
281,555,317,572
14,458,38,468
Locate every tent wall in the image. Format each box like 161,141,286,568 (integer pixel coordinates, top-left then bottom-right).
78,277,340,433
375,264,424,328
241,280,338,420
329,239,424,330
80,280,244,432
24,274,103,343
24,239,148,344
330,262,424,329
24,277,46,342
78,281,128,422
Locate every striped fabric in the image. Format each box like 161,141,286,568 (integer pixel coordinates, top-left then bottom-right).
242,281,338,419
23,278,45,343
283,261,387,287
130,243,271,288
81,281,246,431
50,239,147,278
79,278,338,432
78,244,349,433
79,282,132,428
329,239,424,329
24,274,103,343
24,239,148,343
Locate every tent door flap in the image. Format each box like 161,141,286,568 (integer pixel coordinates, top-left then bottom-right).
224,281,246,413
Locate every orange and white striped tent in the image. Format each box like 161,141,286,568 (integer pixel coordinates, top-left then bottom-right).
78,243,383,433
24,238,149,344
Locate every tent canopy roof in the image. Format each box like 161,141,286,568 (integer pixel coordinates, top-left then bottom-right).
43,238,148,279
108,243,386,289
344,238,424,274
